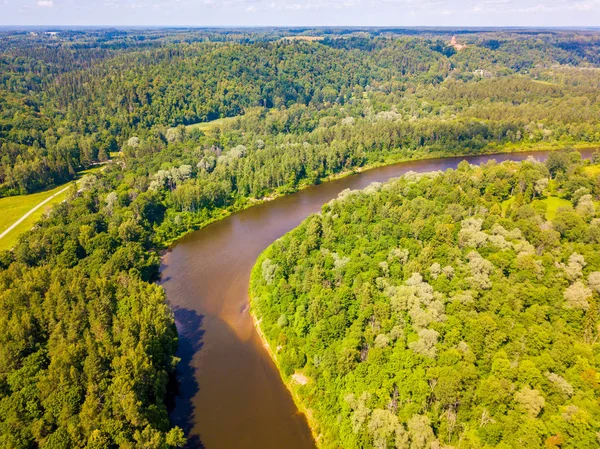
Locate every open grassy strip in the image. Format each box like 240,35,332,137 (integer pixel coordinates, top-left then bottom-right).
584,164,600,176
0,183,72,235
541,196,572,220
0,188,72,252
505,196,572,221
0,166,103,251
185,116,243,134
501,197,515,216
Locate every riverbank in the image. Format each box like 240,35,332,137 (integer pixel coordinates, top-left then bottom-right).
248,289,322,446
242,144,598,449
159,142,599,250
162,145,598,448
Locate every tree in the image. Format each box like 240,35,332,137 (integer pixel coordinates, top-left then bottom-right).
368,409,401,449
563,281,592,310
407,415,435,449
514,387,545,417
546,151,571,178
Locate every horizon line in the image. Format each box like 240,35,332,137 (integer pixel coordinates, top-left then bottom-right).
2,25,600,30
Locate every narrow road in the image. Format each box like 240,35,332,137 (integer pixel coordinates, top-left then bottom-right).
0,163,109,243
0,183,73,240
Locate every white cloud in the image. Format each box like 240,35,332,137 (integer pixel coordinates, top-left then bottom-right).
570,1,600,11
36,0,54,6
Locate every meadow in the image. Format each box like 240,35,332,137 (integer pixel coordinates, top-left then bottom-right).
0,167,102,251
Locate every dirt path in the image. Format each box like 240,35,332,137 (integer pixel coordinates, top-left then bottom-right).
0,163,110,244
0,184,72,240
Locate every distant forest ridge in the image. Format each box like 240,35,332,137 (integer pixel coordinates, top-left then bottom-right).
1,27,600,196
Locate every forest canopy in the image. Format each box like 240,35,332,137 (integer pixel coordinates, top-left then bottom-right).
1,28,600,195
251,153,600,449
1,28,600,448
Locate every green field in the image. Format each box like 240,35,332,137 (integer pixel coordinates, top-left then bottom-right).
185,116,241,134
502,195,571,221
0,184,72,251
584,164,600,176
0,167,102,251
501,196,515,216
541,196,571,220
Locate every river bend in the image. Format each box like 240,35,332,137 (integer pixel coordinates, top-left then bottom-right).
160,149,596,449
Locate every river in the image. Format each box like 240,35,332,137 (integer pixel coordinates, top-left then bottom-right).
159,148,596,449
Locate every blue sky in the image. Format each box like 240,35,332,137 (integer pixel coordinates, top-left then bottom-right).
1,0,599,27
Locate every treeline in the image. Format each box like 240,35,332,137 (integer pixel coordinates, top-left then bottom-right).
1,28,600,447
2,29,600,195
250,152,600,448
109,71,600,245
0,173,185,447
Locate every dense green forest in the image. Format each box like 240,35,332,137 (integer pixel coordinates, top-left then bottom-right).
251,153,600,449
1,28,600,195
0,177,187,447
1,28,600,448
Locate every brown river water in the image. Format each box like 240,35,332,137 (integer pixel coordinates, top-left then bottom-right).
159,149,596,449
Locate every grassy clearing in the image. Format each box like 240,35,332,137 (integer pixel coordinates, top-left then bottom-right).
185,116,240,134
531,79,560,86
584,164,600,176
0,166,103,251
490,141,599,154
0,183,71,234
0,188,71,251
547,179,559,196
279,36,324,42
541,196,571,221
0,184,72,251
503,195,570,221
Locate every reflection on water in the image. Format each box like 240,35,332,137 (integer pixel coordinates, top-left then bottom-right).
160,149,597,449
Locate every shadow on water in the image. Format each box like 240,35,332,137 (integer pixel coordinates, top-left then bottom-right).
168,306,206,449
161,148,598,448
